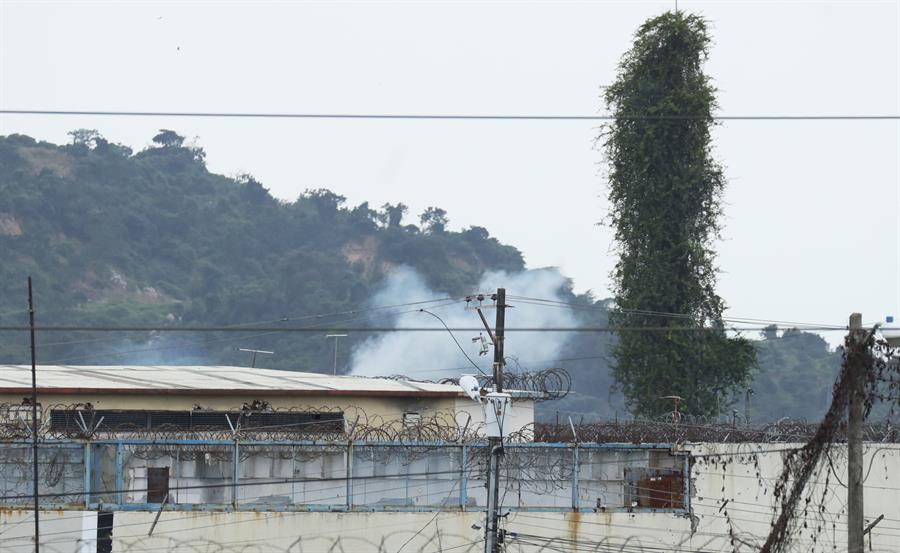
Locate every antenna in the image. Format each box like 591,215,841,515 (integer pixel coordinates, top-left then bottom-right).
325,334,348,375
238,348,273,368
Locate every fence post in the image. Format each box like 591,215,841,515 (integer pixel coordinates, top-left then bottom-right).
115,443,124,505
231,440,239,509
83,442,92,508
571,444,580,511
346,442,354,510
459,445,468,511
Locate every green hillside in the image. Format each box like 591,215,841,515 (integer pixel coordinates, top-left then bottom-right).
0,131,525,369
0,131,845,421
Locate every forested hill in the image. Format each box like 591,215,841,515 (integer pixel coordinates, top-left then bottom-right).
0,131,843,422
0,131,525,368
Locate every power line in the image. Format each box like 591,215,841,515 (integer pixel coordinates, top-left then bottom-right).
2,109,899,121
507,295,847,329
0,482,470,545
0,467,466,502
418,309,487,375
0,325,870,332
7,300,462,365
0,449,704,503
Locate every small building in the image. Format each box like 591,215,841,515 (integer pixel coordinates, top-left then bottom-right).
0,365,534,438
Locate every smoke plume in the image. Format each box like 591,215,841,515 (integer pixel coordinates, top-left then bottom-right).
349,266,578,378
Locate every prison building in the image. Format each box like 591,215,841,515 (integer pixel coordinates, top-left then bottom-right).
0,364,534,436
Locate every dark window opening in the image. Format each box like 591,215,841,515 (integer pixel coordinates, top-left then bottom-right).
147,467,169,503
97,511,113,553
402,411,421,428
49,409,345,433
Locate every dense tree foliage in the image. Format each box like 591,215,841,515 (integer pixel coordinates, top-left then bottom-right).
549,324,844,423
0,131,839,422
0,132,524,371
602,12,755,417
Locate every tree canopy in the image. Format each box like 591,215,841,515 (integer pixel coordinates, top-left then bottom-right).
602,12,755,418
0,132,524,372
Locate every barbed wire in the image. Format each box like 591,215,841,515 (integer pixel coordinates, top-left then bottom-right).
533,418,900,444
4,401,899,446
0,403,538,445
381,367,572,401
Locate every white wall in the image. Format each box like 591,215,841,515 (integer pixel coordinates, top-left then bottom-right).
1,443,898,553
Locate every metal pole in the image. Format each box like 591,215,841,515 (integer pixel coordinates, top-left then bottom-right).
485,288,506,553
848,312,864,553
744,388,753,426
28,277,40,553
325,334,347,375
238,348,273,369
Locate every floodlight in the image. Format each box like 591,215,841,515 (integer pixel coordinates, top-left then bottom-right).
459,375,481,403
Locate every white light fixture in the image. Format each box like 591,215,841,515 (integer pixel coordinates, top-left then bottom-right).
459,375,482,403
458,374,511,438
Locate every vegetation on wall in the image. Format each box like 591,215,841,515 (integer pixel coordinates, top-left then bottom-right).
602,12,756,417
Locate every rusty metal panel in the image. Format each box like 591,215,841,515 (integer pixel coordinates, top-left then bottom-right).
623,467,684,509
147,467,169,503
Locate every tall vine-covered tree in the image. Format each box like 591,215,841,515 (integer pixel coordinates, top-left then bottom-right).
603,12,755,418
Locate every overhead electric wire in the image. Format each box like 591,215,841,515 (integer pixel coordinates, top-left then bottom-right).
504,526,721,553
395,351,610,375
3,500,480,549
0,324,871,332
418,309,487,375
516,509,900,537
219,296,463,329
3,109,899,121
507,295,847,329
0,467,467,502
396,478,460,553
689,501,900,533
0,483,470,545
0,450,705,503
40,300,463,365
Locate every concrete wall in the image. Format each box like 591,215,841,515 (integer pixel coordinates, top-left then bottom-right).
2,443,898,552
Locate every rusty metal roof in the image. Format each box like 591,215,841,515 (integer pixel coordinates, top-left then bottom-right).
0,365,464,397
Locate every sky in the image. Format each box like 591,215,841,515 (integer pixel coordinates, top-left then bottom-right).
1,0,898,344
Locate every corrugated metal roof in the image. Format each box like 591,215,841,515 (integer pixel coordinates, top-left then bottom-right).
0,365,464,397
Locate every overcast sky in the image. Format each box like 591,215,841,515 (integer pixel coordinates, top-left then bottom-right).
1,0,898,343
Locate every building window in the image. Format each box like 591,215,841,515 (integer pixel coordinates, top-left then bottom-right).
147,467,170,503
97,511,114,553
1,403,41,425
402,411,421,429
49,410,344,433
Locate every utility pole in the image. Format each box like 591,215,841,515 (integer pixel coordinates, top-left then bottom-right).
27,277,40,553
485,288,506,553
847,312,864,553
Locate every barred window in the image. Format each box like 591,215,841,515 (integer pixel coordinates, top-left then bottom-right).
49,409,344,433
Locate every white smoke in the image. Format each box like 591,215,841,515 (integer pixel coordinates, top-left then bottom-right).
349,266,578,378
